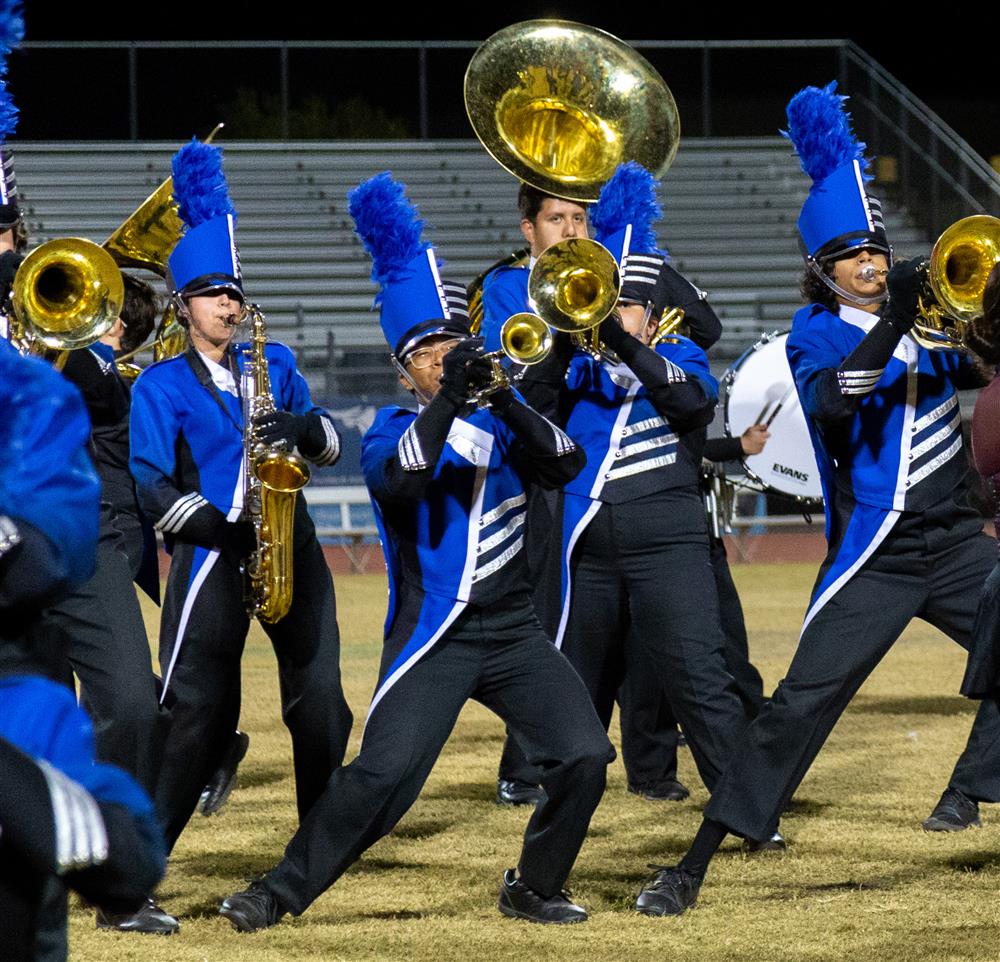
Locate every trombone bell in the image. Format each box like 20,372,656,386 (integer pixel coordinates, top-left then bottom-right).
12,238,123,351
528,237,621,333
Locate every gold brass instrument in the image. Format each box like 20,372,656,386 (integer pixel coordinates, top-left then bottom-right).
472,312,554,406
913,214,1000,351
649,307,686,347
464,20,680,202
9,238,124,363
242,304,311,624
529,236,621,359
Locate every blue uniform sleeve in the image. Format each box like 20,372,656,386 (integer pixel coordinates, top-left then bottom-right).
481,267,531,353
129,366,228,547
270,342,341,467
0,345,99,593
786,310,863,422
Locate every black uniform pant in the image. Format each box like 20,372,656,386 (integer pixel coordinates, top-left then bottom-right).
28,521,161,796
263,591,612,914
155,515,352,852
706,501,1000,841
501,490,749,795
619,534,766,789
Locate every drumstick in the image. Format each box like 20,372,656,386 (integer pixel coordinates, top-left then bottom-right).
753,384,795,428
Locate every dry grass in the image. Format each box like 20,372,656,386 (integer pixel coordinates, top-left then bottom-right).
68,564,1000,961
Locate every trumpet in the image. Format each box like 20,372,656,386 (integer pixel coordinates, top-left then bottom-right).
470,312,553,405
913,214,1000,351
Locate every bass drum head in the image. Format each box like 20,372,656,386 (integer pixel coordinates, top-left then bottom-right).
723,331,823,501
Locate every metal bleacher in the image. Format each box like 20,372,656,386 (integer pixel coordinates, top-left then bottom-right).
12,136,930,384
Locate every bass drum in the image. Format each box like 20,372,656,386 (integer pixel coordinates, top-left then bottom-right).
721,331,823,502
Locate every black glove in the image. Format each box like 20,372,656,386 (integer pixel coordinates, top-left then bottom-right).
439,337,493,404
883,257,926,333
253,410,307,449
598,313,630,351
215,519,256,560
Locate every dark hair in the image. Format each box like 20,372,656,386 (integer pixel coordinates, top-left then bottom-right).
800,262,840,313
966,263,1000,364
119,273,159,354
517,183,558,223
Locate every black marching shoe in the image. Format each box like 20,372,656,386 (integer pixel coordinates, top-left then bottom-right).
628,779,690,803
923,787,981,832
496,778,546,807
199,730,250,816
498,869,587,924
635,865,701,917
742,829,787,853
219,878,285,932
96,899,179,935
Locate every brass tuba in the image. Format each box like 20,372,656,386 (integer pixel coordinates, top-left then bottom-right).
242,304,310,624
913,214,1000,351
464,19,680,202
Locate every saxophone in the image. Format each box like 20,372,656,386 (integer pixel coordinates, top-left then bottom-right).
241,305,311,623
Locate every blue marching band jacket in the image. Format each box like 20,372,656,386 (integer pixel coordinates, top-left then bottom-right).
0,338,100,599
480,264,531,352
550,338,718,645
361,397,580,723
787,303,978,630
129,341,340,683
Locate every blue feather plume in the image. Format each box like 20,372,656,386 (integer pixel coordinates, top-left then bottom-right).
348,172,430,291
0,79,17,141
783,80,870,184
590,161,664,255
0,0,23,74
171,138,236,230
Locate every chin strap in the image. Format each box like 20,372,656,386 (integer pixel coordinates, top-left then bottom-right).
807,257,888,307
391,354,434,407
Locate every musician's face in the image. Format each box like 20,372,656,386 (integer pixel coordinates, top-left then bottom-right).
398,333,461,402
521,199,589,258
830,248,888,304
185,290,243,348
617,302,657,345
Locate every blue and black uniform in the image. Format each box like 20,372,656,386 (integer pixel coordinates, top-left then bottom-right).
703,302,1000,842
255,385,613,916
27,343,163,795
508,324,750,794
130,341,352,852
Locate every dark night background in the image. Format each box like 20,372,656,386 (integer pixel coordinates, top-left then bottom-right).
16,4,998,160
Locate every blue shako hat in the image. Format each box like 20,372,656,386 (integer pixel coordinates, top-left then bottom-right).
167,138,243,300
0,1,25,229
784,81,891,265
591,161,673,315
348,172,469,359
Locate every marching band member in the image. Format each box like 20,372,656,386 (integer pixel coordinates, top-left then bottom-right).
637,82,1000,917
218,173,611,930
0,338,164,957
129,139,352,863
620,426,771,802
516,162,754,818
489,175,732,806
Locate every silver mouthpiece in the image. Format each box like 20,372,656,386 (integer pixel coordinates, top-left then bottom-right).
858,265,888,282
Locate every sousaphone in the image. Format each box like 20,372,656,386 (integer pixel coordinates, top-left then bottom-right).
464,19,680,202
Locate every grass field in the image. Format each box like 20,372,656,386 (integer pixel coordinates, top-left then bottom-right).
68,563,1000,961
